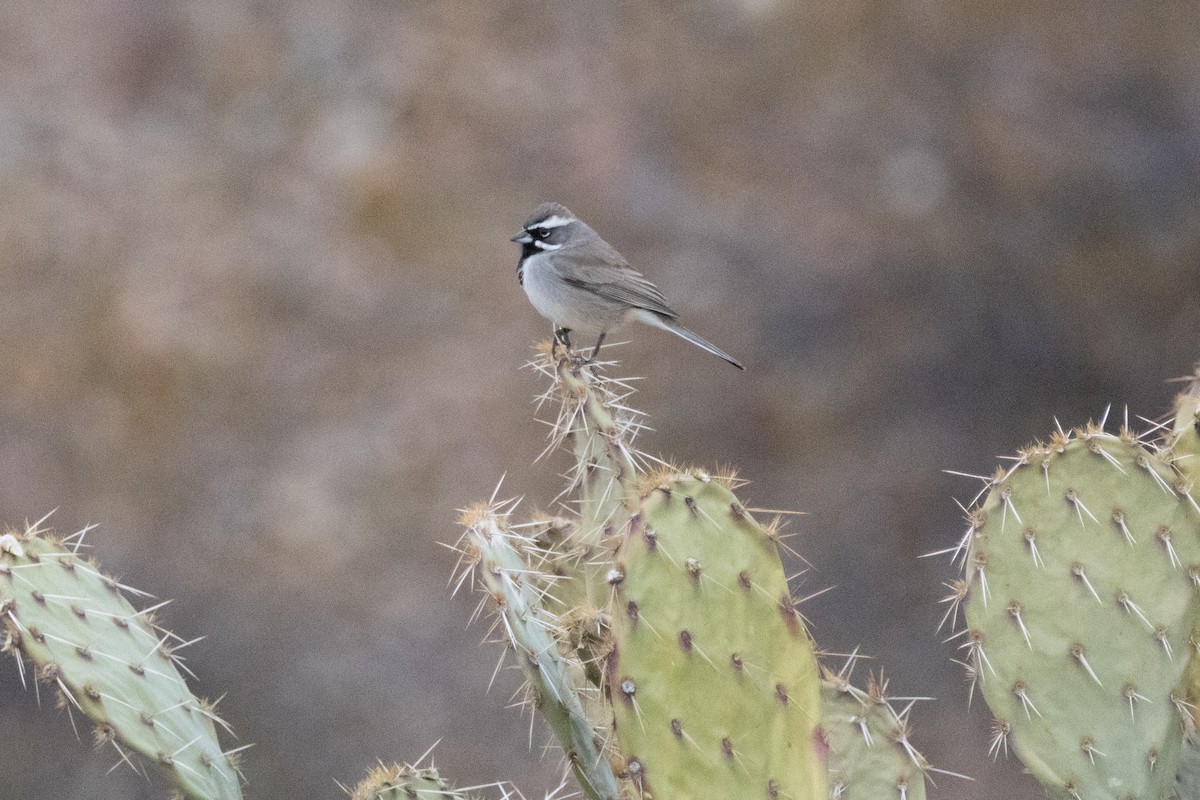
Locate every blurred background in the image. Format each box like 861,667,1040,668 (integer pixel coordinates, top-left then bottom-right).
1,1,1198,797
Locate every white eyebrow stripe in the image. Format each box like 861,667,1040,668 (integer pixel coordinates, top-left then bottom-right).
533,215,573,229
533,240,563,250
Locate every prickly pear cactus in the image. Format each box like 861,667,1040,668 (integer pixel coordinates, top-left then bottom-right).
531,349,645,613
350,762,477,800
553,355,641,545
951,421,1200,799
457,503,620,800
606,469,826,799
0,523,243,800
455,345,938,799
820,665,930,800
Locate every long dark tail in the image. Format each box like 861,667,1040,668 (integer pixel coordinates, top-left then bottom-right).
639,313,744,369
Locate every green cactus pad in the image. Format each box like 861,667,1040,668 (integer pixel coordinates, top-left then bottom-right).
607,471,825,800
960,430,1200,799
350,762,476,800
820,670,929,800
532,348,641,545
559,362,639,546
460,505,622,800
0,525,242,800
529,351,645,615
1175,733,1200,800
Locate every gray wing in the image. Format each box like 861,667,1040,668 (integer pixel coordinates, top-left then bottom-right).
559,239,678,320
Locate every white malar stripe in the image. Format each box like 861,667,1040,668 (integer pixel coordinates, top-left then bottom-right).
536,215,573,229
533,240,563,250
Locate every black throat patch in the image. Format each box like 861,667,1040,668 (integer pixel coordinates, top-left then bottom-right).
516,242,539,285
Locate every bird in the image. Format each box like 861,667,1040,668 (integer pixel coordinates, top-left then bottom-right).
511,202,744,369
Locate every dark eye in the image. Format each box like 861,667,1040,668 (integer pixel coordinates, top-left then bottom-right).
534,228,550,239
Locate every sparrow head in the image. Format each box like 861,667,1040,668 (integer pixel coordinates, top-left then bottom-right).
511,202,581,252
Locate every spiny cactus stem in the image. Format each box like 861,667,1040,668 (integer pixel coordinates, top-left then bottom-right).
2,522,243,800
555,362,638,510
819,658,941,797
466,512,620,800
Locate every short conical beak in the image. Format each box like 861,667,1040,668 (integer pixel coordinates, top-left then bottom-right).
511,231,532,243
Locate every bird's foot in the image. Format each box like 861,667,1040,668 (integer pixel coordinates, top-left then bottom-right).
550,328,573,358
551,327,594,368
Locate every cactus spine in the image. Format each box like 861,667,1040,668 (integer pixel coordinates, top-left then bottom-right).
607,470,825,799
820,663,929,800
455,347,934,799
458,506,621,800
0,522,243,800
3,342,940,799
350,761,478,800
947,379,1200,798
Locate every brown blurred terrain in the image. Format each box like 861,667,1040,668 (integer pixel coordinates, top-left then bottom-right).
1,2,1198,798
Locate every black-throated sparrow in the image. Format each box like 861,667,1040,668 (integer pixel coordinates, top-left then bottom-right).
511,202,744,369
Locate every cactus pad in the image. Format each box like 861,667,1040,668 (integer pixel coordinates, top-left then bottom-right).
350,762,476,800
0,524,242,800
958,429,1200,799
457,504,621,800
607,471,825,799
819,666,930,800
